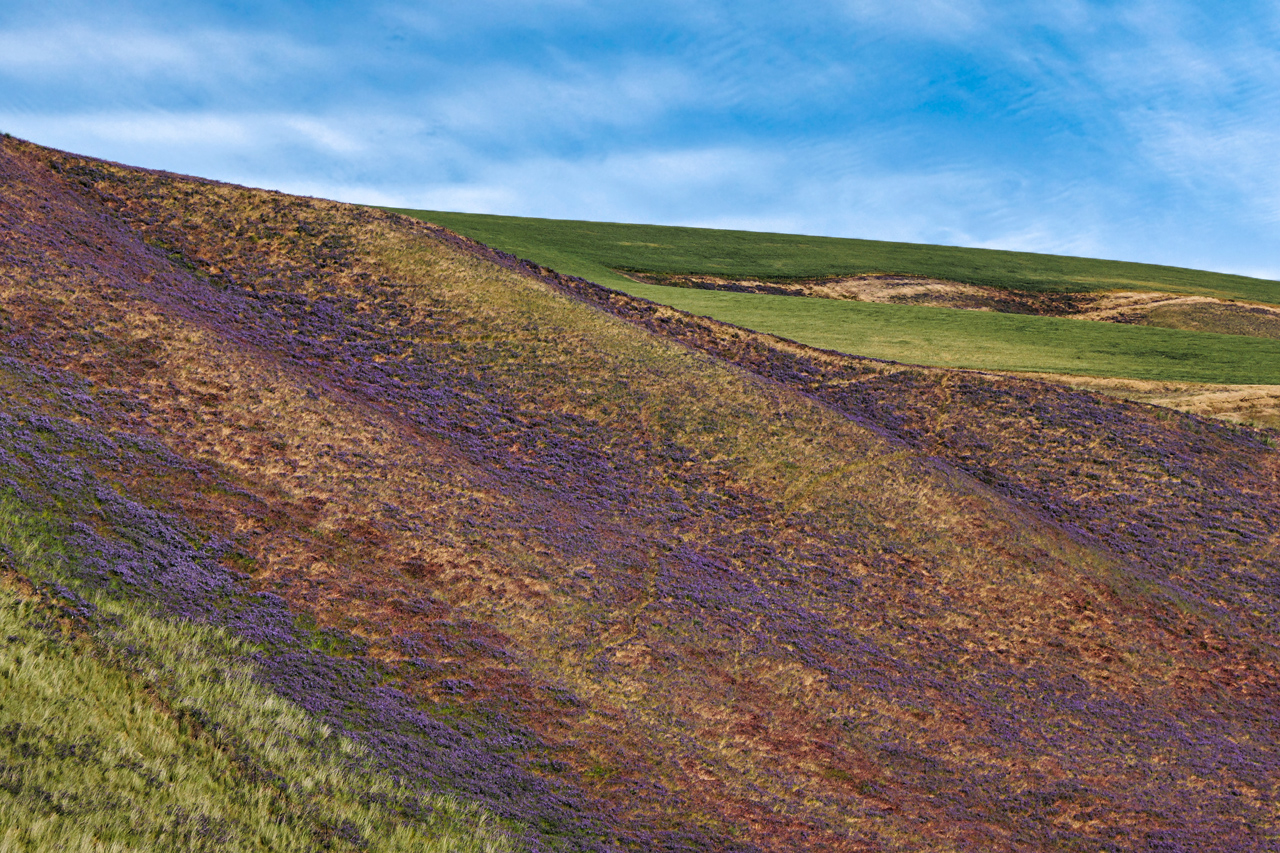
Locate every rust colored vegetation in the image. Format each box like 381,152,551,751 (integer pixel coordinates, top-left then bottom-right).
1,135,1279,852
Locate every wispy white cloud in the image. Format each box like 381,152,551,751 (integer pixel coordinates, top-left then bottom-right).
1050,3,1280,230
392,138,1118,262
2,0,1279,277
829,0,988,38
421,61,696,144
1128,110,1280,224
1082,4,1280,100
0,111,372,156
0,26,320,88
402,146,782,221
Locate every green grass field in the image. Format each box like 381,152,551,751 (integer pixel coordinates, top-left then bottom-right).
388,210,1280,385
390,210,1280,303
611,282,1280,384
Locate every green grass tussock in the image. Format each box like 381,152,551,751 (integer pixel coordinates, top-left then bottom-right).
0,497,516,853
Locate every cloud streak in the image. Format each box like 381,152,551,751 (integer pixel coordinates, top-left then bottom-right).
1,0,1279,278
0,26,322,100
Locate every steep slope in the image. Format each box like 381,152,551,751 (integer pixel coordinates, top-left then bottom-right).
2,136,1279,852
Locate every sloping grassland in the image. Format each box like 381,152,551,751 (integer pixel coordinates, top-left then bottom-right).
2,137,1280,852
385,211,1280,302
499,285,1280,384
400,210,1280,388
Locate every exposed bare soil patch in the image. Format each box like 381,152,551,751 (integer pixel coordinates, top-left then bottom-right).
625,272,1280,337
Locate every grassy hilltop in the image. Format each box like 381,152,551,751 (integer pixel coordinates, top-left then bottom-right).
3,136,1280,852
395,210,1280,386
384,210,1280,300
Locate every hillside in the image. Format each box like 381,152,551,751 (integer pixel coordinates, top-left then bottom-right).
2,136,1280,852
386,210,1280,302
393,210,1280,426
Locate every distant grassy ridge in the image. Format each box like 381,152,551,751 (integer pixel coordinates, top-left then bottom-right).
617,284,1280,384
388,209,1280,385
388,210,1280,303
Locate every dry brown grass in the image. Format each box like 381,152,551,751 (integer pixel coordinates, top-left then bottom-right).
1014,372,1280,429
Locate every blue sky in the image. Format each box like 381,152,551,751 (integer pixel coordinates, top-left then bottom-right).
2,1,1278,279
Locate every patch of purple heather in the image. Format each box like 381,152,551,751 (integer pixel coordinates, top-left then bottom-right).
0,373,637,853
554,278,1280,635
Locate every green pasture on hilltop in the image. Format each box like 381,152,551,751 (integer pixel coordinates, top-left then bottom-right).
386,209,1280,385
389,209,1280,303
610,283,1280,384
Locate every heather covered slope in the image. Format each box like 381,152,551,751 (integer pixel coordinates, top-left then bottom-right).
2,137,1280,851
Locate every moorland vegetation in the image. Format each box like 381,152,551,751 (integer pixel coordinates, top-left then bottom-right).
1,136,1279,852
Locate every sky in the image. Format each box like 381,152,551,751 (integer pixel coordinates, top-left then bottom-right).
2,1,1278,279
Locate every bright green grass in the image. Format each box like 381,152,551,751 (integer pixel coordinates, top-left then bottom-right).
607,283,1280,384
0,497,515,853
386,209,1280,384
388,209,1280,304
